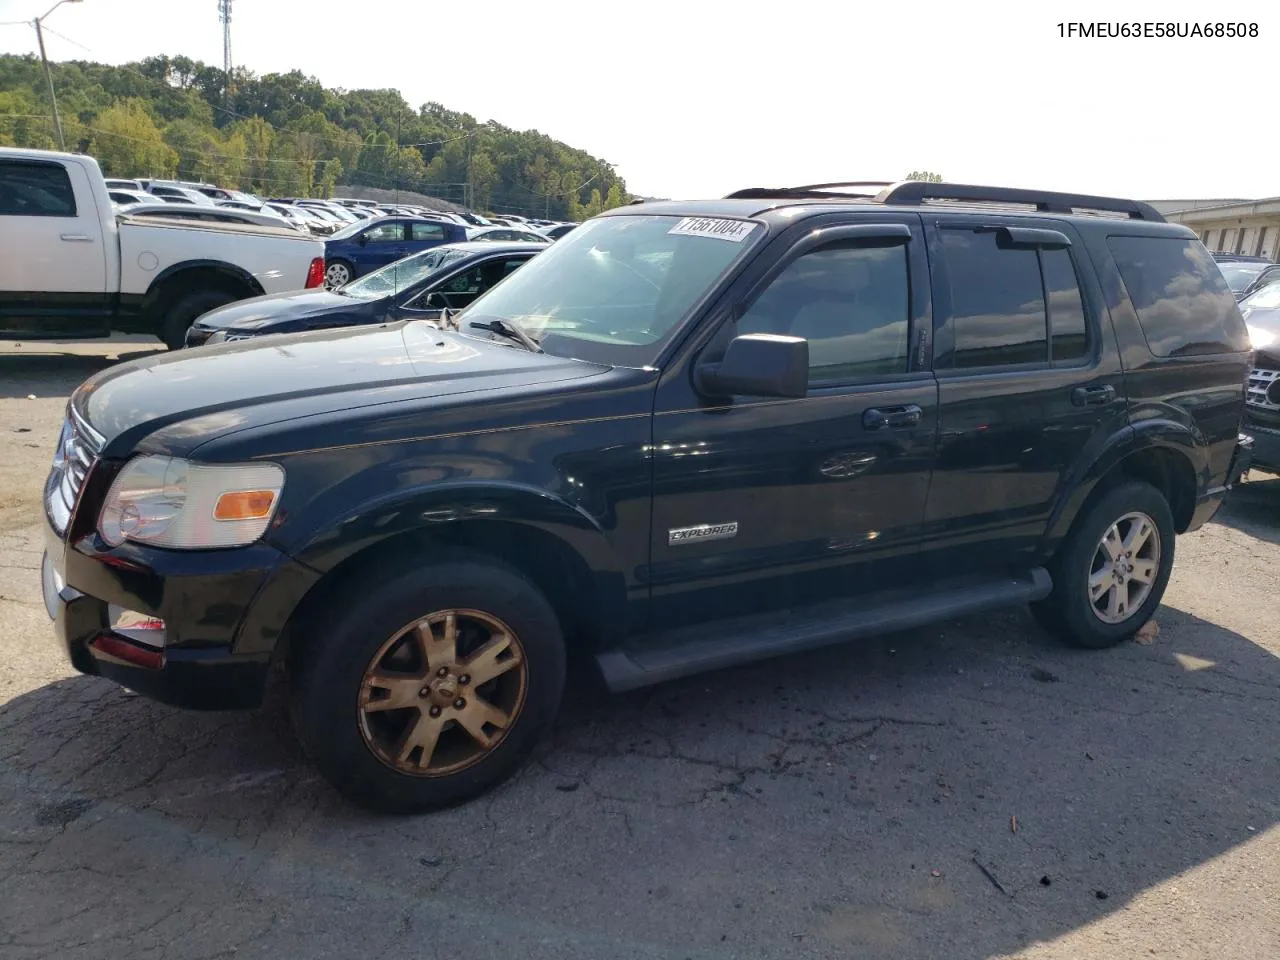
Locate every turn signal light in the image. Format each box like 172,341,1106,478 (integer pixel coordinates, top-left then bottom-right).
213,490,277,521
304,257,325,288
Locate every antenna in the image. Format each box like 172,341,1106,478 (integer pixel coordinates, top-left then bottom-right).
218,0,233,105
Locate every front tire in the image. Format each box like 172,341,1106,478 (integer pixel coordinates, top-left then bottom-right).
161,289,238,350
290,557,566,813
1032,480,1175,649
325,259,354,289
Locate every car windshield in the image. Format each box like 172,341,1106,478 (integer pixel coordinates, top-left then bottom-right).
330,218,375,240
1218,263,1267,291
341,246,472,300
1243,281,1280,310
459,214,763,365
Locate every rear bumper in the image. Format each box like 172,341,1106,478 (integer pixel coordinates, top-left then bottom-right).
1186,434,1253,532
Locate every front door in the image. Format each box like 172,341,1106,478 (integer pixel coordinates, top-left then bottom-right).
918,214,1128,574
0,157,110,337
647,214,939,633
354,220,409,274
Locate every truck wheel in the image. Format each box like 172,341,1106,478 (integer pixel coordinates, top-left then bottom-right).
290,557,566,813
162,290,237,350
1032,480,1175,649
325,259,354,289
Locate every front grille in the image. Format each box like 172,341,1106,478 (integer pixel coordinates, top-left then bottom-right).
1246,365,1280,411
45,407,104,536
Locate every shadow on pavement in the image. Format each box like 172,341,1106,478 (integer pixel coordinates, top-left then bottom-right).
1,604,1276,959
1213,471,1279,546
0,340,164,399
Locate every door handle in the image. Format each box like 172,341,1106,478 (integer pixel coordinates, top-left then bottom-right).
60,233,92,242
1071,384,1116,407
862,404,923,430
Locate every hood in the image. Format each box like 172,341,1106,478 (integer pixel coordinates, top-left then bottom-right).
191,288,369,332
73,321,608,456
1243,304,1280,353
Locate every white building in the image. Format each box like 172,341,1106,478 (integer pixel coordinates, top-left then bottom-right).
1149,198,1280,260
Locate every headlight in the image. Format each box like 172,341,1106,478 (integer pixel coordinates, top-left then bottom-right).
99,455,284,549
204,329,228,344
1247,324,1276,350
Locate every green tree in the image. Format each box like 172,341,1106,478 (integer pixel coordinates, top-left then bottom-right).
905,170,943,182
88,99,177,178
604,181,628,211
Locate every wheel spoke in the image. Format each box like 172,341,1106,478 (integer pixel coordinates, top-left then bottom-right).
361,672,423,712
455,696,511,749
394,710,447,770
1130,559,1157,584
415,614,458,670
1123,518,1153,555
463,633,522,686
1106,584,1124,620
1100,525,1123,561
1089,566,1112,601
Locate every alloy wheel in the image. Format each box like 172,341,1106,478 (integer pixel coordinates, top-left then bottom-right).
1087,511,1161,624
325,263,351,288
357,609,527,776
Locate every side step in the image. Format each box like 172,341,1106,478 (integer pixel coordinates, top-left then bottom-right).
596,568,1053,693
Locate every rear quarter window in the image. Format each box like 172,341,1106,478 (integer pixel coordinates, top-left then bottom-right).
1108,236,1249,357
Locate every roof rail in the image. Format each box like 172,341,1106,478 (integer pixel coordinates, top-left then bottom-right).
874,181,1166,222
724,182,891,200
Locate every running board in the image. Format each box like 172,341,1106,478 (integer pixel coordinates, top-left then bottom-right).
596,567,1053,692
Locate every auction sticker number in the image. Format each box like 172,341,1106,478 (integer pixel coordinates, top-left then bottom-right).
668,217,756,242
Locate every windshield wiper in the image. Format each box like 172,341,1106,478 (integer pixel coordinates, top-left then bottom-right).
469,317,542,353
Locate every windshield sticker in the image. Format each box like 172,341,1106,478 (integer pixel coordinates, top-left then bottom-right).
667,217,755,242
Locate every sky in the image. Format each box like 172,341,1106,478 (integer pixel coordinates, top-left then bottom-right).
0,0,1275,201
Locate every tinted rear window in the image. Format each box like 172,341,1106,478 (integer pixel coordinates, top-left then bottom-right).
1108,236,1249,357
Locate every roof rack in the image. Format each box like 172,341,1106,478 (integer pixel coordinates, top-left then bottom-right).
724,182,892,200
874,181,1165,222
723,180,1166,222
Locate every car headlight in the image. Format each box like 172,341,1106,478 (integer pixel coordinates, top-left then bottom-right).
204,329,228,344
1247,324,1275,350
99,455,285,549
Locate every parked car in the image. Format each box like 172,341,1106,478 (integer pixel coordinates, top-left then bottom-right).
1212,253,1272,263
0,148,325,347
265,203,336,235
185,241,545,346
1241,284,1280,474
465,225,550,244
122,203,300,232
104,178,145,192
108,188,152,207
1217,260,1276,301
323,215,469,287
146,183,215,206
38,179,1255,814
1239,262,1280,301
540,222,578,240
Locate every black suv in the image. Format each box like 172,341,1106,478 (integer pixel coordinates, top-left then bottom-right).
41,180,1254,812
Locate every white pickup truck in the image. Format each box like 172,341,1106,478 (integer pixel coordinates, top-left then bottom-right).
0,148,326,348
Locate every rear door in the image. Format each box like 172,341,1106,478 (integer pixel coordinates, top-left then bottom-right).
647,213,939,631
0,157,111,337
919,215,1127,574
408,220,450,254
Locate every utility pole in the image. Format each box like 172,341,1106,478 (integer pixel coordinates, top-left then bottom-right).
218,0,233,108
33,0,82,152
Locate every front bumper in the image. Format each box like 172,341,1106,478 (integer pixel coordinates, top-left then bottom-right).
1243,422,1280,473
42,512,318,710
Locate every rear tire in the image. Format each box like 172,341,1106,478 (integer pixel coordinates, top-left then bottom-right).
161,289,238,350
1032,480,1175,649
290,556,566,814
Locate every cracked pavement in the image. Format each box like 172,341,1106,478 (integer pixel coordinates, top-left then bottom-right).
2,338,1279,959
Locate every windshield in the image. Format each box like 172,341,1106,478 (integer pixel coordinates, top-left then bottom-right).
1218,263,1267,291
459,214,763,365
330,218,377,241
342,246,471,299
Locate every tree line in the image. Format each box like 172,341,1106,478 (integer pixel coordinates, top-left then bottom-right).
0,53,630,219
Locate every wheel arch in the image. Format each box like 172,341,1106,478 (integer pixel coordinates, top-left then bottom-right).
141,260,265,326
1041,422,1204,558
271,483,628,668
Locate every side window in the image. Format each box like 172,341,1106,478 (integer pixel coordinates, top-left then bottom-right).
1042,248,1089,364
736,243,911,384
364,222,404,243
941,230,1047,368
410,222,445,242
1108,236,1250,357
0,160,77,216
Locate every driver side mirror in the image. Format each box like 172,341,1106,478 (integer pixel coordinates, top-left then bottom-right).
696,333,809,399
357,234,369,246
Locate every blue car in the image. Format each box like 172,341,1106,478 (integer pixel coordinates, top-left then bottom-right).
323,216,468,287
